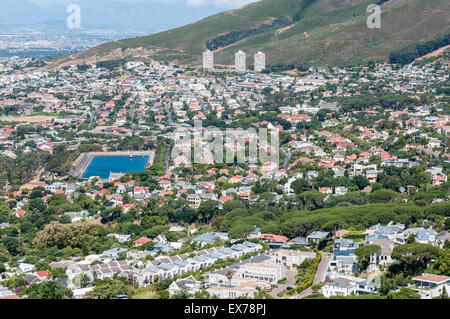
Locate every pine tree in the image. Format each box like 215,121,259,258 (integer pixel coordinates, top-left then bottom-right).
440,285,448,299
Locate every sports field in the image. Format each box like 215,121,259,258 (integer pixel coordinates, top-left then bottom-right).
0,115,56,123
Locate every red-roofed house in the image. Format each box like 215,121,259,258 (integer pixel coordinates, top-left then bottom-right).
319,187,332,194
219,196,233,203
133,237,153,247
258,234,289,243
20,181,48,191
14,209,25,218
228,175,244,184
36,270,50,280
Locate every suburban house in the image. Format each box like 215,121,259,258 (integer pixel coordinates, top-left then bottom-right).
272,249,316,268
307,231,330,244
411,274,450,299
321,275,376,297
329,255,359,277
0,286,18,299
206,279,265,299
333,238,360,256
168,276,203,297
368,239,395,271
258,234,289,249
133,237,153,247
18,263,35,274
290,237,309,248
366,223,405,244
436,231,450,248
192,232,229,246
335,186,348,196
101,248,128,261
248,227,261,239
401,227,438,246
187,194,202,209
107,233,131,243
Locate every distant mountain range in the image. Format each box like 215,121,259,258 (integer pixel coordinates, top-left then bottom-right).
47,0,450,68
0,0,232,32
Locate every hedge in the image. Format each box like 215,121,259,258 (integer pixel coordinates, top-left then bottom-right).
296,253,322,294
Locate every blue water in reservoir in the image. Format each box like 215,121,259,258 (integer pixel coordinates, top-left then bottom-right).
82,156,149,179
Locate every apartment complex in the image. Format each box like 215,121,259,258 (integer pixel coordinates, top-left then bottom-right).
235,262,285,284
235,50,247,72
203,50,214,70
254,51,266,72
272,249,316,268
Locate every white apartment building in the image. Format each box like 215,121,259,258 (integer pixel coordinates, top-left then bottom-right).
203,50,214,70
272,249,316,268
235,262,285,284
235,51,246,72
254,51,266,72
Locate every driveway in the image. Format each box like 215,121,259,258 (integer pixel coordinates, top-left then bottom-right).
268,269,297,298
292,253,330,299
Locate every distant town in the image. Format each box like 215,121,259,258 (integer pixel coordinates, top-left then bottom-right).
0,24,150,60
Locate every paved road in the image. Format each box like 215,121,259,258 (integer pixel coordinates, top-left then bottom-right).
281,146,291,170
165,102,173,123
89,105,101,130
292,253,330,299
130,104,135,123
269,269,297,299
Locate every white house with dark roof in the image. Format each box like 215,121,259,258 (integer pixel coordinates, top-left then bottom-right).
192,232,229,246
321,275,376,297
307,231,330,243
329,255,359,277
367,223,405,244
272,249,316,268
401,227,438,246
368,239,395,271
168,275,203,297
107,233,131,243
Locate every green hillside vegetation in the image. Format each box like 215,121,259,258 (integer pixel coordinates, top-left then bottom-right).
389,33,450,65
48,0,450,69
213,200,450,240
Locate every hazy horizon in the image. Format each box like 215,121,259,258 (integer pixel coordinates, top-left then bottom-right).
0,0,260,33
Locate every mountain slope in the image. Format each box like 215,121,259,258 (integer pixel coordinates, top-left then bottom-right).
47,0,450,68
